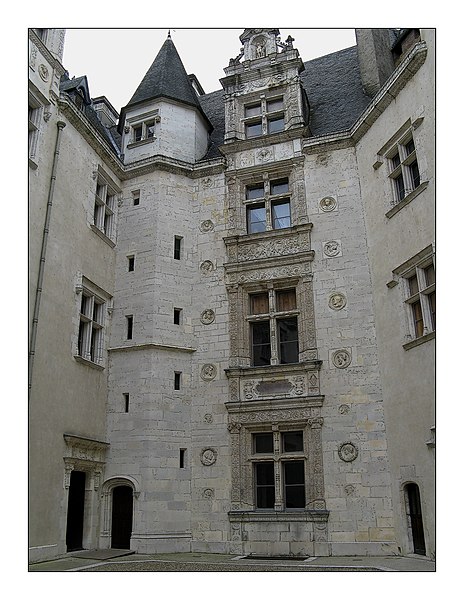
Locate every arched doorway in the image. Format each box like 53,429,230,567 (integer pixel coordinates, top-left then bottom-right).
111,485,133,549
405,483,426,555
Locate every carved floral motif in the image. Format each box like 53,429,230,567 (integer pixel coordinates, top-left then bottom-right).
200,364,217,381
332,349,352,369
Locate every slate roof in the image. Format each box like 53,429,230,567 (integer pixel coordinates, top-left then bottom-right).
118,35,212,134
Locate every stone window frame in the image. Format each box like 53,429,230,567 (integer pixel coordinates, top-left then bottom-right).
375,118,429,218
391,245,435,350
126,109,160,148
90,166,121,247
243,93,286,139
28,90,44,168
227,403,326,520
74,275,112,370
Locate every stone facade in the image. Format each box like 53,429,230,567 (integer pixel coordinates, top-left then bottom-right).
28,28,435,562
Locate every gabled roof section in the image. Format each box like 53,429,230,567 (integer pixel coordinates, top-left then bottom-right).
118,35,212,133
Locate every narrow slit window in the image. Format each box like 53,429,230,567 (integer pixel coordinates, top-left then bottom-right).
174,372,182,390
123,393,130,413
132,190,140,206
174,308,182,325
128,256,135,272
174,236,182,260
126,315,133,340
180,448,186,468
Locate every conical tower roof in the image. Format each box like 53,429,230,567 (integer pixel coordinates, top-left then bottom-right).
118,34,211,133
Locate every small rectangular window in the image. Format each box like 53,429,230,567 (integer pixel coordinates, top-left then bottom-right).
174,308,182,325
276,289,297,312
174,236,182,260
268,116,285,134
245,121,263,139
134,125,143,142
126,315,133,340
250,293,269,315
180,448,186,468
278,317,299,364
245,103,261,118
123,393,130,413
283,460,305,508
246,183,265,200
251,321,271,366
271,200,291,229
174,372,181,390
282,431,303,453
132,190,140,206
128,256,135,272
267,98,284,113
247,204,266,234
270,179,289,195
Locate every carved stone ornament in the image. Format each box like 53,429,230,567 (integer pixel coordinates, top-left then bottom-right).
328,292,347,311
338,442,358,463
344,484,356,496
339,404,350,415
200,260,214,275
200,309,215,325
319,196,337,212
200,220,214,233
332,349,352,369
323,240,341,257
38,63,49,81
200,363,217,381
200,447,217,466
202,488,214,499
257,148,273,163
203,177,213,188
204,413,213,423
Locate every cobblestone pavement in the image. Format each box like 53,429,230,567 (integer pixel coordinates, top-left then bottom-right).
29,552,436,573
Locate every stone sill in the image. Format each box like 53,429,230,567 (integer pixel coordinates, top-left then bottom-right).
229,509,329,523
403,330,435,351
385,181,429,219
73,355,105,370
226,361,322,378
127,137,156,150
90,224,116,248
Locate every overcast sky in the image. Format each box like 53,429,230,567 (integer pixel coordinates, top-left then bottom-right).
62,28,357,112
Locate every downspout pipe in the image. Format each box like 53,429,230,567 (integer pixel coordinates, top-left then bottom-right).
28,120,66,402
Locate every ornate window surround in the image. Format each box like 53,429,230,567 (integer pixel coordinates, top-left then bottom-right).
226,399,327,523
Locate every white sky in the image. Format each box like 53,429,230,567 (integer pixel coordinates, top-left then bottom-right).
62,28,356,112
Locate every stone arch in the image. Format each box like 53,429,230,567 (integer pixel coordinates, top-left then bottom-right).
100,476,140,549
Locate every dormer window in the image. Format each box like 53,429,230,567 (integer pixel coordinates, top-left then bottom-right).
132,119,156,143
244,96,285,139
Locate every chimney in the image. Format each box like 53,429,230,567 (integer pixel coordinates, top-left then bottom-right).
355,29,395,97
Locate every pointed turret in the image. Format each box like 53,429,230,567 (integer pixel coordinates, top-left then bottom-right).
118,34,212,163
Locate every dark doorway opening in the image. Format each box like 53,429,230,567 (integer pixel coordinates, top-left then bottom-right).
406,483,426,555
66,470,86,552
111,485,133,549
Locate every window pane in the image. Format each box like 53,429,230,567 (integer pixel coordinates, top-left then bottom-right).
251,321,271,366
408,274,419,296
134,125,143,142
424,264,435,286
270,179,289,195
267,98,284,112
391,153,401,169
405,139,415,156
276,289,296,312
284,461,305,508
146,121,155,138
411,301,424,338
246,184,265,200
254,433,274,453
409,160,420,188
272,200,291,229
268,116,284,133
395,173,405,200
278,318,299,364
250,293,269,315
428,291,436,330
282,431,303,453
247,204,266,233
246,121,262,138
255,462,275,509
245,104,261,118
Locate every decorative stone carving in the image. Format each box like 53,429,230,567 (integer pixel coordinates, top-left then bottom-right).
29,43,38,68
200,364,217,381
319,196,337,212
332,349,352,369
243,381,255,399
338,442,359,462
43,111,52,122
204,413,213,423
257,148,273,163
323,240,341,258
339,404,350,415
200,447,217,466
200,260,214,274
293,376,305,395
200,220,214,233
256,379,292,396
200,309,215,325
38,64,49,81
328,292,347,311
227,422,242,434
203,177,213,188
202,488,214,499
344,484,356,496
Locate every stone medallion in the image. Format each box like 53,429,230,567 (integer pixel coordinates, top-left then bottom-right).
338,404,350,415
323,240,341,257
200,309,215,325
200,447,217,466
200,260,214,274
338,442,358,462
332,349,352,369
200,363,217,381
328,292,347,310
319,196,337,212
200,220,214,233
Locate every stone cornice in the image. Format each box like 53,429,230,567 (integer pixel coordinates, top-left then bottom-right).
108,342,197,353
29,29,66,77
